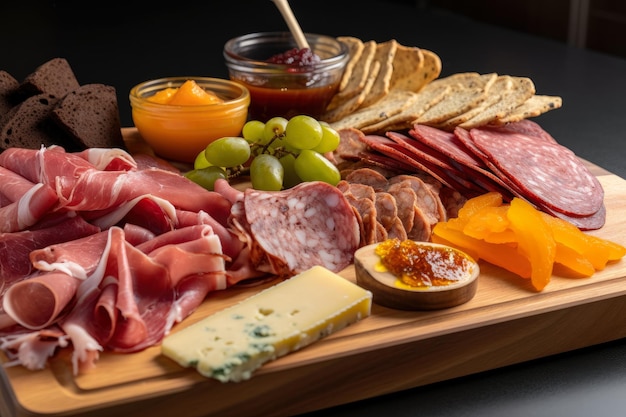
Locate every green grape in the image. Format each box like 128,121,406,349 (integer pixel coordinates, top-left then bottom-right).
250,154,284,191
311,123,340,153
193,149,212,169
279,153,301,189
263,117,288,144
204,137,251,167
242,120,266,143
184,166,227,191
294,149,341,186
284,115,322,150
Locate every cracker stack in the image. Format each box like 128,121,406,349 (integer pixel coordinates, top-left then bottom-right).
324,37,562,134
322,37,441,127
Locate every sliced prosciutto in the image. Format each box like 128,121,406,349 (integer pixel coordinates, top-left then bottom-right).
0,183,59,233
0,146,95,185
0,144,364,374
0,214,100,283
55,167,232,225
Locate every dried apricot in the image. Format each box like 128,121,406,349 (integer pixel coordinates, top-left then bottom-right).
431,192,625,292
506,197,555,291
432,221,532,279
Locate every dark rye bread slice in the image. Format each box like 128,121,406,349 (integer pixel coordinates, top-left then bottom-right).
0,70,19,116
14,57,80,102
0,93,77,151
51,83,125,149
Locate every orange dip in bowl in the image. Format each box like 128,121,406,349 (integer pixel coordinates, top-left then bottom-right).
129,77,250,163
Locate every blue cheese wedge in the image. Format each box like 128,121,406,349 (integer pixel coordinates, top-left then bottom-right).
161,265,372,382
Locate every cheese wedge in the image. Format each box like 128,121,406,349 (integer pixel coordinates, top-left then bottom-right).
161,265,372,382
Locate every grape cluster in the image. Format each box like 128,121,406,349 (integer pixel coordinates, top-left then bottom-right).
185,115,341,191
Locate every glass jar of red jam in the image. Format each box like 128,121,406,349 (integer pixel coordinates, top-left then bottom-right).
224,32,349,122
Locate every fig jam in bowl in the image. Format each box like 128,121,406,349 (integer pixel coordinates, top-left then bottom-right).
224,32,349,122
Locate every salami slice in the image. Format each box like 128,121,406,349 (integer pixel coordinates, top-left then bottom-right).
486,119,558,144
386,130,456,172
360,134,478,194
545,202,606,231
468,128,604,217
409,124,484,169
357,150,417,174
243,181,360,276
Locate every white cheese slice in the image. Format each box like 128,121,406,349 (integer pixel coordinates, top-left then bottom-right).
161,265,372,382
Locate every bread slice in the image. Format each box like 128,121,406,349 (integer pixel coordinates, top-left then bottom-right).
51,83,125,149
0,93,72,151
0,70,19,116
15,57,80,101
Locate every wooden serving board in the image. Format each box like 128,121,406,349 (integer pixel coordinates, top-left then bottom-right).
1,132,625,417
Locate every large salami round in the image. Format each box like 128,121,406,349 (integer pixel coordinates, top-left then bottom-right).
468,128,604,217
243,181,360,276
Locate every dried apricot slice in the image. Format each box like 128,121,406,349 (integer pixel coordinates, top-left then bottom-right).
463,205,514,243
432,221,532,279
540,212,626,270
507,198,555,291
447,191,503,231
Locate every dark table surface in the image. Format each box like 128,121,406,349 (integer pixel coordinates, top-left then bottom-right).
2,1,626,416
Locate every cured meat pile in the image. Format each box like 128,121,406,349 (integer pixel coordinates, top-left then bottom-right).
337,168,466,246
335,120,605,231
0,146,359,373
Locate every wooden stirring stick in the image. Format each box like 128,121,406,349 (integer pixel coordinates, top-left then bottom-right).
271,0,310,50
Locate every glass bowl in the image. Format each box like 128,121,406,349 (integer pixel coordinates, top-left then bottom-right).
129,77,250,163
223,32,349,122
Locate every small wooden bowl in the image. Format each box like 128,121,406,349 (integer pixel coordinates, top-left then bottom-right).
354,241,479,311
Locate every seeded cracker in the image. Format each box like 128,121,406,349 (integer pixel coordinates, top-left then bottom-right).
328,40,376,108
428,72,480,90
436,74,509,130
329,90,419,131
336,36,364,93
359,84,451,134
415,49,442,91
322,60,381,123
388,44,425,92
360,40,398,109
417,84,487,125
496,94,563,124
459,76,536,128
